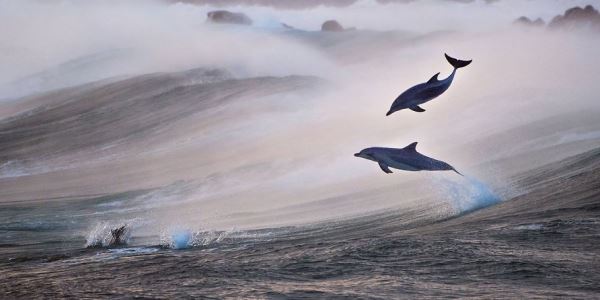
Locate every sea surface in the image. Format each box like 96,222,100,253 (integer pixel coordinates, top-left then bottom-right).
1,147,599,298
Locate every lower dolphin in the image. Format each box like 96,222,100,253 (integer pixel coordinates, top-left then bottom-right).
354,142,462,175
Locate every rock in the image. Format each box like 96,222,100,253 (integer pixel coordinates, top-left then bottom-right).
375,0,414,3
514,16,545,27
548,5,600,31
175,0,356,10
281,23,295,30
321,20,344,32
206,10,253,25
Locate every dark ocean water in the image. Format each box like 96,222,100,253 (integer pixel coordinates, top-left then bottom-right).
1,147,599,299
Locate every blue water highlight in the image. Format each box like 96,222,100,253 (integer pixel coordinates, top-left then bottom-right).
434,175,501,214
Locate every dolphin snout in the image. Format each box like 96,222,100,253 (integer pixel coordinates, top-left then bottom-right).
354,153,361,157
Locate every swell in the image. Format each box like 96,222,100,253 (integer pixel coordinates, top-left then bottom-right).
0,69,324,202
0,69,320,162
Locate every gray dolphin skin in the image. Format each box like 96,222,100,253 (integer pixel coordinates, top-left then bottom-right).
386,54,472,116
354,142,462,175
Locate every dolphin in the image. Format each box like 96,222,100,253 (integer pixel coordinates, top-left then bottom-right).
109,225,129,246
386,54,472,116
354,142,462,175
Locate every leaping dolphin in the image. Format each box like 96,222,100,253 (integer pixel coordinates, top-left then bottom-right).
386,54,472,116
109,225,129,246
354,142,462,175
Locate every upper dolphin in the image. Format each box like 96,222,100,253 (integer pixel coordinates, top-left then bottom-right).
354,142,462,175
386,54,472,116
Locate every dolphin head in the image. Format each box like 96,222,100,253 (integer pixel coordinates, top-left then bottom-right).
387,85,423,116
354,148,377,162
387,97,415,116
386,102,405,116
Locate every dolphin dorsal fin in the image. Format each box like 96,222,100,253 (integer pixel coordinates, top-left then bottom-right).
427,73,440,84
405,142,418,152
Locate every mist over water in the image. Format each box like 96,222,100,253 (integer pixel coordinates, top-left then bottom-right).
0,0,594,90
1,0,599,231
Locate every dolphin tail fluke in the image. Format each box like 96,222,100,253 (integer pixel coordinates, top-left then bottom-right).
453,168,464,176
445,53,472,69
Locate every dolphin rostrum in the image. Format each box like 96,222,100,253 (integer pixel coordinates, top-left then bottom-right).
386,54,472,116
354,142,462,175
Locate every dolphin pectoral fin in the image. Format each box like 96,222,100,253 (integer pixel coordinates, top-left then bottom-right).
409,106,426,112
427,72,440,84
378,162,393,174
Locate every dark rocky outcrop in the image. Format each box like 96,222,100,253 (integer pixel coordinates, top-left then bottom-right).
375,0,415,3
206,10,252,25
321,20,345,32
513,16,545,27
173,0,499,8
514,5,600,32
548,5,600,31
174,0,357,9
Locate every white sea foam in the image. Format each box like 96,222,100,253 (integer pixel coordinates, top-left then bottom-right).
514,224,544,231
159,228,231,250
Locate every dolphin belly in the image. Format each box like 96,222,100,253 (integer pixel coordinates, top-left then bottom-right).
414,81,452,104
392,81,452,112
382,157,420,171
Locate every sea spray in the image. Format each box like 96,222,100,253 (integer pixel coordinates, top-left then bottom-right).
432,175,501,214
85,222,132,248
171,230,192,249
160,228,231,249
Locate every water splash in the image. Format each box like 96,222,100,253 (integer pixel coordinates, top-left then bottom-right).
160,228,230,250
85,222,131,248
171,230,192,250
433,175,501,214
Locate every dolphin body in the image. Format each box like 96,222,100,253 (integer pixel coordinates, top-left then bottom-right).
109,225,129,246
386,54,472,116
354,142,462,175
